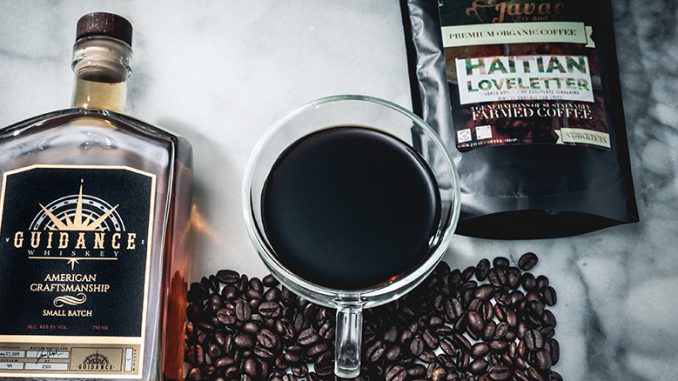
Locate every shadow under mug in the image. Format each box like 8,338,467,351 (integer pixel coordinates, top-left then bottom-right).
242,95,461,378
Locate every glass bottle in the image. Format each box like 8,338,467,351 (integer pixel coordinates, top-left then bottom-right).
0,13,192,381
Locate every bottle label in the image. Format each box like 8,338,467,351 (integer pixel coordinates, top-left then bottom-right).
439,0,611,151
0,165,156,379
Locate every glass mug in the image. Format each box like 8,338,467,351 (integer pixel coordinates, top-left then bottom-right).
242,95,460,378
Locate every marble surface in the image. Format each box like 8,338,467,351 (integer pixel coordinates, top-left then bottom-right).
1,1,676,380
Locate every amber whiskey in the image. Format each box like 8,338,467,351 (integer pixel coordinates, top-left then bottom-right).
0,13,192,381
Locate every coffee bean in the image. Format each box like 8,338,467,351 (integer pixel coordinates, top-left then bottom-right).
469,358,488,374
262,274,279,287
385,365,407,381
483,320,497,340
536,275,549,290
262,287,280,302
234,334,254,349
408,335,424,356
548,371,563,381
385,345,401,361
259,301,282,318
527,367,544,381
508,267,521,289
515,370,530,381
525,329,544,351
297,328,319,346
216,269,239,284
518,252,538,270
533,349,552,370
366,341,385,362
462,266,476,281
235,300,251,321
489,340,508,353
476,258,491,280
408,364,426,377
521,273,537,291
493,257,510,268
419,350,436,363
439,337,455,356
422,329,438,349
467,311,484,334
474,285,495,301
543,286,557,306
471,343,490,358
488,365,511,380
547,339,560,365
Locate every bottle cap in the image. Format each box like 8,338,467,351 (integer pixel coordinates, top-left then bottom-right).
76,12,133,47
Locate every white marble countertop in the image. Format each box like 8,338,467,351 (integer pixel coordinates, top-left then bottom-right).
1,1,676,380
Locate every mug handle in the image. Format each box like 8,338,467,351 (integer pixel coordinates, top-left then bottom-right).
334,300,364,378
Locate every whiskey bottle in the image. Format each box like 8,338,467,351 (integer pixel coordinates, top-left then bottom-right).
0,13,192,381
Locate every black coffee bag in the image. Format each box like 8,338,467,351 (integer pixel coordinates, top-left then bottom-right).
401,0,639,238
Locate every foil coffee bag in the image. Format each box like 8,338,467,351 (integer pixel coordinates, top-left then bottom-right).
401,0,639,238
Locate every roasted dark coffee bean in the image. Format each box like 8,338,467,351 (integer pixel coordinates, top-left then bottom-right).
435,261,451,275
495,322,509,339
453,333,472,353
253,346,274,359
527,367,545,381
436,325,453,336
385,345,401,361
429,315,444,327
474,285,494,301
543,310,557,327
462,266,476,281
488,365,511,380
548,371,563,381
521,273,537,291
410,336,425,356
235,300,251,321
543,286,557,306
483,320,497,340
506,308,517,328
385,365,408,381
489,339,508,353
510,291,524,307
297,328,319,346
518,252,538,271
525,329,544,351
493,257,510,268
408,364,426,377
243,321,259,334
283,351,301,364
234,334,254,349
427,362,448,379
291,363,308,377
469,359,488,374
262,274,279,287
439,337,455,356
471,343,490,359
422,329,438,349
384,326,399,343
216,308,236,326
275,319,294,341
547,339,560,365
216,269,240,285
515,370,530,381
242,358,258,377
245,288,262,301
448,269,462,285
237,274,249,293
507,267,521,289
221,285,238,300
419,350,436,362
476,258,491,280
494,305,506,322
306,342,330,359
533,349,552,370
259,301,282,318
467,311,484,334
366,341,385,362
536,275,549,290
256,329,277,349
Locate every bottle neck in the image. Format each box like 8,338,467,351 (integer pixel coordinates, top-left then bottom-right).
71,37,132,113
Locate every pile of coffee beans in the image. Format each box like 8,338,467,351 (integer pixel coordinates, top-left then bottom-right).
185,252,561,381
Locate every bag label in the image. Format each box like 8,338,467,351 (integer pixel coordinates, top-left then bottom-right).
439,0,611,151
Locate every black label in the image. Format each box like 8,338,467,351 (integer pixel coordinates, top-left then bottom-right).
0,166,155,338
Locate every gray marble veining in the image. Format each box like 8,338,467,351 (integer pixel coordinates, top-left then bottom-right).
0,1,676,380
